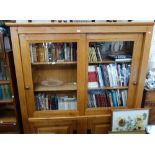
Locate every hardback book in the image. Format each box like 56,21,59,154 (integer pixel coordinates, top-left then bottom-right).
38,44,45,62
88,65,99,88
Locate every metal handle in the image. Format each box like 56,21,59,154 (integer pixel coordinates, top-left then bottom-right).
132,81,137,85
25,85,30,89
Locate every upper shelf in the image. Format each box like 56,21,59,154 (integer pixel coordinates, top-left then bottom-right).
34,83,77,92
89,59,131,64
31,61,77,66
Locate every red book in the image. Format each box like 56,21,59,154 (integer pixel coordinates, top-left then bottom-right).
88,65,99,88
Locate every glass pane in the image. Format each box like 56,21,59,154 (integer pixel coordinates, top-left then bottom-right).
87,41,134,108
0,58,10,80
29,42,77,111
0,84,12,100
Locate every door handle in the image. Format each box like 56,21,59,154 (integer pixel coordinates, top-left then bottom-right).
25,85,30,90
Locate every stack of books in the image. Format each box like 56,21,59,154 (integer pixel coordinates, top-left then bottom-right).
30,42,77,63
35,93,77,111
87,90,127,108
88,64,131,88
108,52,132,61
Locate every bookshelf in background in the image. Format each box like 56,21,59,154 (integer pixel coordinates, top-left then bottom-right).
7,22,154,133
0,28,22,133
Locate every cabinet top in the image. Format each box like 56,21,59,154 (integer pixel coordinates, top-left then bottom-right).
5,22,155,27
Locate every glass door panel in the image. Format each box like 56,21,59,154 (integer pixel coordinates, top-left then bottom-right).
87,41,134,108
29,42,77,111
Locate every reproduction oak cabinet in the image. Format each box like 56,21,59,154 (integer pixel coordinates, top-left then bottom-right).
7,22,154,133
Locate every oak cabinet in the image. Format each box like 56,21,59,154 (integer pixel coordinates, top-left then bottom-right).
7,22,154,133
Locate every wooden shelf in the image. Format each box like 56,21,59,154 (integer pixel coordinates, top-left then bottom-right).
34,84,77,92
0,99,13,104
0,80,10,84
89,59,131,64
0,116,16,125
32,61,77,65
87,106,126,110
88,86,128,90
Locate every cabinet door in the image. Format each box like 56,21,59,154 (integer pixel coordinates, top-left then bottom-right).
29,119,77,134
87,115,111,134
19,34,86,117
85,33,143,115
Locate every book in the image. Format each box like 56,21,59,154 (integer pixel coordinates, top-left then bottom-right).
88,65,99,88
108,52,132,61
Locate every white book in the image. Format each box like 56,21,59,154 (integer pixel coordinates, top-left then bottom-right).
45,96,49,110
93,94,97,107
96,66,104,87
97,47,102,61
70,43,73,61
64,43,67,60
44,43,49,62
107,65,113,87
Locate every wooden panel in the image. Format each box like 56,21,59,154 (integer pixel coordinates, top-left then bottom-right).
16,26,148,34
87,115,111,134
32,65,77,86
145,90,155,101
10,27,30,133
127,34,143,108
148,108,155,124
77,34,87,115
30,119,77,134
135,26,154,107
6,22,154,27
37,126,70,134
94,124,111,134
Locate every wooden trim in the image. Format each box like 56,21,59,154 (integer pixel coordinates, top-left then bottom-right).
88,86,128,90
127,34,143,108
77,34,87,115
31,61,77,65
10,27,30,133
134,26,154,107
15,26,149,34
28,114,111,123
5,22,155,27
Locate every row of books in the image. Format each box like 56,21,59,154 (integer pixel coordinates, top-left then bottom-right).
0,85,12,100
88,64,130,88
35,93,77,111
30,43,77,63
0,59,9,80
87,90,128,108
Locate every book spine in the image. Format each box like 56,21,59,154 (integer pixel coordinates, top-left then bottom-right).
30,44,34,63
88,65,99,88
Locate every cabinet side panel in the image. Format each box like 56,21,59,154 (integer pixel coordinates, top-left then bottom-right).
10,27,30,133
135,26,154,107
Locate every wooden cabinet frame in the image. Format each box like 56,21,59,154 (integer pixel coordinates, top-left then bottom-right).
7,22,154,133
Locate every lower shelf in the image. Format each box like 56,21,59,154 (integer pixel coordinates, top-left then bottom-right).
0,99,13,104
